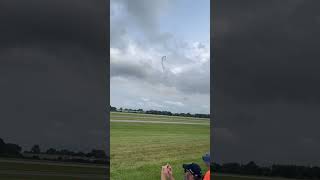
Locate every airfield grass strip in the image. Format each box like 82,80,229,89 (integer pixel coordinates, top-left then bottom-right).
110,122,210,180
111,112,209,121
111,116,209,123
0,161,105,175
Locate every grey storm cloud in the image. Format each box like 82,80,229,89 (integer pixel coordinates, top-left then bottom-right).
110,0,209,114
111,0,210,97
111,0,175,48
173,63,210,94
0,0,107,152
110,59,153,79
110,20,128,49
110,0,210,96
116,0,170,37
110,57,210,95
214,0,320,104
213,0,320,165
0,0,105,51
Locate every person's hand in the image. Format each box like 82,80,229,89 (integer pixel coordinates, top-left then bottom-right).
161,164,169,180
166,164,174,180
167,164,173,176
161,164,175,180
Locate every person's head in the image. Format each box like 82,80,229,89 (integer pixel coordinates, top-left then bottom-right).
202,152,210,168
183,163,202,180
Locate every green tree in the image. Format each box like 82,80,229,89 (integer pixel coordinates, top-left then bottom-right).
31,145,41,154
46,148,57,154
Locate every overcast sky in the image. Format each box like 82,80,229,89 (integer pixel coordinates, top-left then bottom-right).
213,0,320,166
110,0,210,114
0,0,107,152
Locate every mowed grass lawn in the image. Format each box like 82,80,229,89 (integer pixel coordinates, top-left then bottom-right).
110,112,210,180
111,112,210,123
0,160,107,180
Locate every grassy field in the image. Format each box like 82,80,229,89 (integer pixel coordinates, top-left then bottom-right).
0,159,107,179
110,112,210,124
110,112,210,180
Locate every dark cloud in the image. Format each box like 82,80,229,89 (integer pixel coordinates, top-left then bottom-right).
116,0,169,37
213,0,320,165
0,0,105,50
0,0,107,152
110,60,152,79
111,0,176,48
174,62,210,95
110,56,209,95
214,0,320,104
110,0,210,114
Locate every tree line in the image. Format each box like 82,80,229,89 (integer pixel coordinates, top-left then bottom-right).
0,138,107,164
110,106,210,118
212,161,320,179
0,138,22,157
24,144,107,159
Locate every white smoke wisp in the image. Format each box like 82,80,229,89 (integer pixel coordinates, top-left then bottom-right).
161,56,166,72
